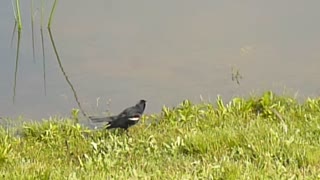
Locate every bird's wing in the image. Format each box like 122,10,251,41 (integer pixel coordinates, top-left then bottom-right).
117,100,146,117
117,106,135,117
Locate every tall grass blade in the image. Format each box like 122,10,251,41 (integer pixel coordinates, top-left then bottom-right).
40,0,47,95
13,31,22,103
40,28,47,95
15,0,22,31
10,21,17,48
40,0,45,36
11,0,17,21
48,0,58,28
10,0,17,47
48,28,88,118
40,0,44,28
31,0,36,63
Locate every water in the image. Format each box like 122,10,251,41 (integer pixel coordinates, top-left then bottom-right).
1,1,320,120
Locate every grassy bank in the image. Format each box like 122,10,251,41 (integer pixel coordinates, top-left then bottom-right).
1,91,320,179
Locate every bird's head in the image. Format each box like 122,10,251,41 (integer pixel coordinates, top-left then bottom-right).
139,99,146,104
136,99,147,111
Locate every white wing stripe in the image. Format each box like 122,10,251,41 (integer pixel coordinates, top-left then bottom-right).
128,117,140,121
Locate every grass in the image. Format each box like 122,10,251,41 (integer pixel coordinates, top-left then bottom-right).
11,0,58,30
14,0,22,31
1,91,320,179
48,0,58,29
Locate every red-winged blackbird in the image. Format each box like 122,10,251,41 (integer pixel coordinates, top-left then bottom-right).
89,100,146,130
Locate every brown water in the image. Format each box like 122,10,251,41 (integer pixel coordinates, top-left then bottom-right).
1,1,320,120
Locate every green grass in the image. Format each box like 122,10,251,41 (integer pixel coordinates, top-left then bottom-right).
48,0,58,29
1,91,320,179
14,0,22,31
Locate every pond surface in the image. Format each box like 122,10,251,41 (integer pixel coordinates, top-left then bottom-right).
1,1,320,120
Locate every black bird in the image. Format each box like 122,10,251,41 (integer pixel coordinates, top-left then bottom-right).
89,100,146,130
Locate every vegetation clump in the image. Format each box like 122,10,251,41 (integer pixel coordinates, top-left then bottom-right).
0,91,320,179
